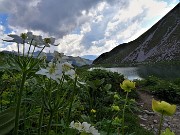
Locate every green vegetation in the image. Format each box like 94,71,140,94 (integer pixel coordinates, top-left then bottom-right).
1,32,179,135
136,76,180,104
0,54,154,135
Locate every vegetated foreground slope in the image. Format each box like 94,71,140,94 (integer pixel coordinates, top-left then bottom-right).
93,3,180,65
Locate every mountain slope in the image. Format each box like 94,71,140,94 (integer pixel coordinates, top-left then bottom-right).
0,51,93,67
93,3,180,65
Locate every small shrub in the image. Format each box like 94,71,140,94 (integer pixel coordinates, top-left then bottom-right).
151,81,180,103
80,69,125,92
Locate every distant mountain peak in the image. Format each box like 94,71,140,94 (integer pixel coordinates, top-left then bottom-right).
1,50,93,67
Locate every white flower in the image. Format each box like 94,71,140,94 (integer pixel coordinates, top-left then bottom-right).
43,37,59,47
3,32,59,48
69,121,83,132
62,62,74,71
3,34,25,44
28,35,45,47
89,126,100,135
62,62,75,79
82,122,91,133
69,121,100,135
36,62,62,83
69,121,75,128
53,51,69,62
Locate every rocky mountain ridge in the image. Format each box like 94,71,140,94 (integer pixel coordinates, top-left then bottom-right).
93,3,180,65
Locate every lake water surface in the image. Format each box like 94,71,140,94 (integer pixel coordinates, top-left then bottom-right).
90,67,142,80
90,64,180,80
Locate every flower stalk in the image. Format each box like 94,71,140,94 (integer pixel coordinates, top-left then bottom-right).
65,76,77,134
14,72,27,135
152,99,176,135
46,111,54,135
38,105,44,135
122,92,129,135
158,112,164,135
67,78,77,118
120,80,135,135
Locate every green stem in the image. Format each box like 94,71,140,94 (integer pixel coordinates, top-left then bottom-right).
55,113,59,134
107,121,113,135
158,113,164,135
27,39,33,58
27,45,36,64
36,46,46,58
17,43,20,61
38,105,44,135
65,76,77,135
67,77,77,121
122,92,129,135
46,111,54,135
14,72,27,135
23,106,26,134
23,40,25,57
107,111,119,135
0,95,2,111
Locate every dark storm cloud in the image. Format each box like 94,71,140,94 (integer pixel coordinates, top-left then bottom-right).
0,0,126,37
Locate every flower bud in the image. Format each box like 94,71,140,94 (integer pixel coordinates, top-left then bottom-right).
91,109,96,113
111,105,120,111
114,94,120,100
21,33,27,39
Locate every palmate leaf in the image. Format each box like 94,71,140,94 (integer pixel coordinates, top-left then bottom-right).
0,108,16,135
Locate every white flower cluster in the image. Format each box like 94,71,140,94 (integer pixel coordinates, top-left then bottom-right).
70,121,100,135
3,32,58,47
36,51,75,83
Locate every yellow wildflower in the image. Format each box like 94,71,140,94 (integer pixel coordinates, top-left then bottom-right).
120,80,135,92
91,109,96,113
152,99,176,116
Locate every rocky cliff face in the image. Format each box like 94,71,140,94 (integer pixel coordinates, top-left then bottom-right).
93,3,180,65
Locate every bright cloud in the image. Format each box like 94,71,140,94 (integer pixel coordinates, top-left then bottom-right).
0,0,179,57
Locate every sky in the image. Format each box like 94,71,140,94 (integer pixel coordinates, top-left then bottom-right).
0,0,179,59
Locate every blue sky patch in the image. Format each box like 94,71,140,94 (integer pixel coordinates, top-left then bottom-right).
0,14,12,34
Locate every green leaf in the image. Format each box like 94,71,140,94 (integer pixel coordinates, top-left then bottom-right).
81,114,91,123
161,128,175,135
0,108,16,135
80,132,89,135
104,84,112,91
87,81,96,90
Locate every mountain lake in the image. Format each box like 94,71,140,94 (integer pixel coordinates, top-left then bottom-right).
90,64,180,80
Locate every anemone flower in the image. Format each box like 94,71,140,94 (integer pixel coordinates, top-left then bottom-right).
36,62,63,83
3,34,25,44
53,51,69,62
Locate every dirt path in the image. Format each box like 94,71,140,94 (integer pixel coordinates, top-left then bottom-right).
137,90,180,135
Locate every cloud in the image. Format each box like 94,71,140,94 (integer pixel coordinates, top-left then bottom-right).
78,0,178,56
0,25,5,48
0,0,119,37
0,0,178,57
